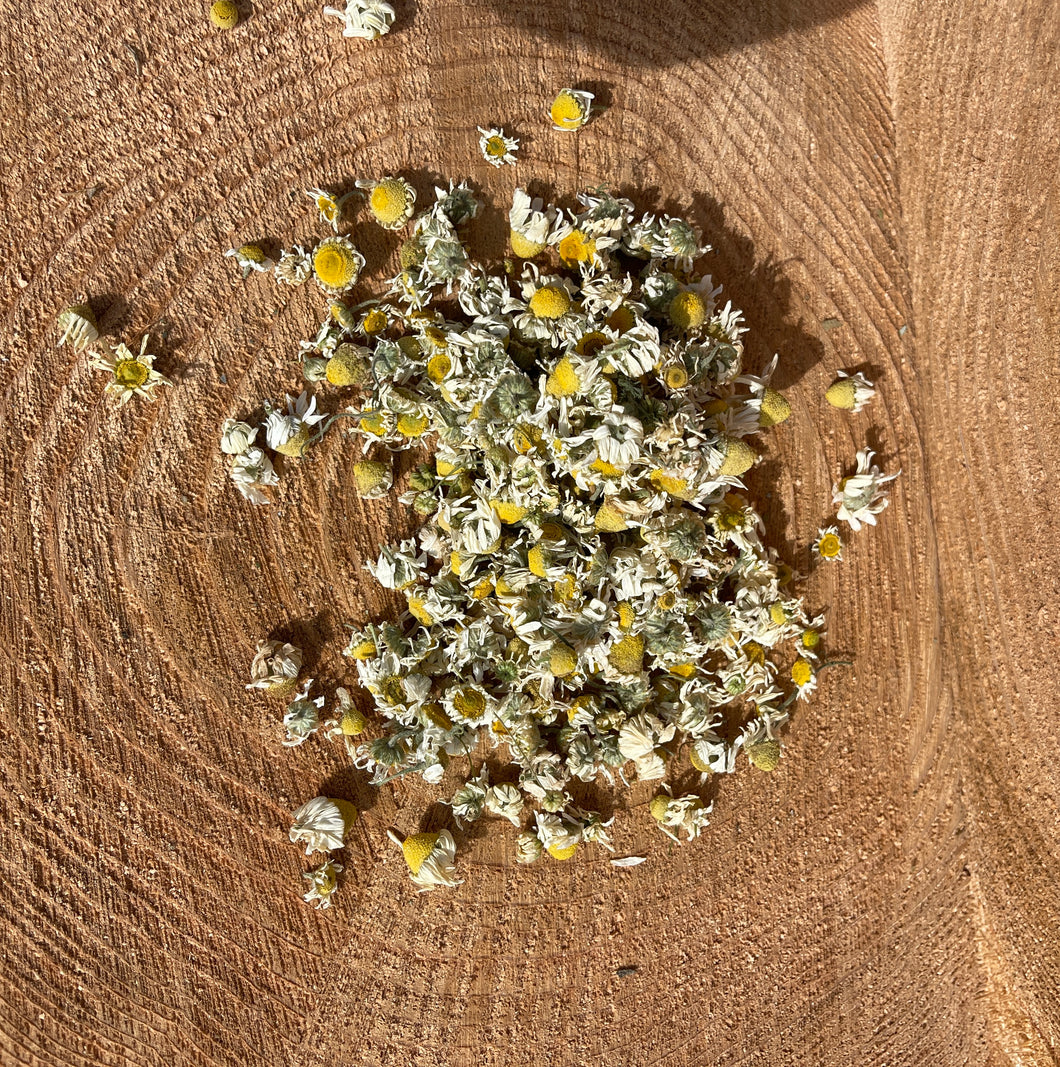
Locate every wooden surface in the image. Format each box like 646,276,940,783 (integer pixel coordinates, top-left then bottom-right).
1,0,1058,1063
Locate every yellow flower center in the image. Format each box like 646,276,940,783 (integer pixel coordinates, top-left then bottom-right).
791,658,814,687
210,0,239,27
527,545,549,578
529,285,572,319
362,307,388,334
606,305,636,333
550,90,587,129
744,640,766,667
313,243,360,289
594,501,629,532
316,195,338,221
274,424,310,457
649,795,671,823
575,331,609,358
397,413,429,437
746,739,781,771
359,410,388,436
759,388,792,427
769,603,788,626
348,639,377,660
616,602,636,631
484,136,509,158
669,662,697,678
608,634,645,674
658,591,677,611
237,242,264,262
453,688,486,719
650,469,690,497
512,425,542,454
369,180,411,226
558,229,596,265
510,230,547,258
547,842,579,860
426,353,452,383
407,596,434,626
717,437,756,478
326,345,369,386
663,363,689,390
668,291,707,330
491,500,527,524
340,706,367,735
422,703,454,730
555,574,578,602
802,629,821,649
549,643,578,677
546,356,580,397
401,832,439,875
825,378,857,410
114,359,150,389
818,533,842,559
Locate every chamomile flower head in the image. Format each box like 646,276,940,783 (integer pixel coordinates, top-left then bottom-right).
302,858,343,909
550,88,594,131
263,391,327,457
312,235,366,295
825,370,876,413
220,418,258,455
209,1,239,29
509,188,558,258
283,681,325,746
274,245,313,286
323,0,396,39
790,657,817,699
305,187,347,233
230,447,279,504
833,448,900,532
225,243,273,279
812,525,843,562
89,336,172,406
247,639,302,695
357,176,417,230
290,796,357,855
478,126,519,167
56,305,99,351
387,828,462,891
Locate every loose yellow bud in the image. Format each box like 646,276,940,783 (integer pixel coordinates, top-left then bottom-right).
716,437,756,478
746,739,782,771
758,388,792,427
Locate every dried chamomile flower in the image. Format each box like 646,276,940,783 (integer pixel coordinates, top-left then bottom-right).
484,783,524,825
550,88,594,131
89,336,172,406
305,188,347,233
312,236,366,295
812,525,843,563
387,828,462,891
220,418,258,455
275,245,313,286
825,370,875,413
323,0,396,39
357,177,416,230
649,790,712,842
516,831,543,864
230,447,279,504
56,305,99,351
833,448,900,531
789,658,817,699
302,858,343,909
247,639,302,696
225,243,273,279
283,681,324,746
290,796,357,855
324,686,368,741
210,0,239,29
351,458,393,498
509,188,558,258
478,126,519,168
263,390,326,457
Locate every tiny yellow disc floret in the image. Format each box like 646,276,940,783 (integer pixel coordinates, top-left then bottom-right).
210,0,239,28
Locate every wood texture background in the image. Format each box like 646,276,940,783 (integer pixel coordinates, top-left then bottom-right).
1,0,1057,1063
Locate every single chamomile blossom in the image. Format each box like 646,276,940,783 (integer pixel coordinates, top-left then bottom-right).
357,176,417,230
263,391,327,457
550,88,594,131
312,235,366,296
516,830,544,864
275,245,313,286
387,828,462,891
825,370,876,413
833,448,900,532
509,188,558,258
225,243,274,279
89,336,172,406
649,790,713,842
230,447,279,504
484,783,524,825
477,126,519,167
812,525,843,563
790,657,817,700
302,858,343,909
247,640,303,696
290,796,357,856
322,0,396,39
220,418,258,455
56,305,99,351
283,681,325,746
305,188,347,233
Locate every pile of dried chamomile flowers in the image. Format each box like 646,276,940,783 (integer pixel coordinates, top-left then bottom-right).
227,177,898,903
